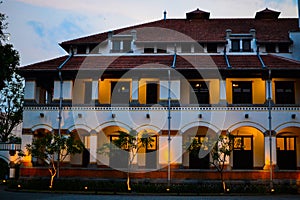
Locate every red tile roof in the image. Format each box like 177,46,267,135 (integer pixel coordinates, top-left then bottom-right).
60,18,299,50
19,54,300,72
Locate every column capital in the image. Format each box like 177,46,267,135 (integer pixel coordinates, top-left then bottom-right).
263,130,276,137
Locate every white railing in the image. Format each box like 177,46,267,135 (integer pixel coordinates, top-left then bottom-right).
0,143,21,151
24,106,300,112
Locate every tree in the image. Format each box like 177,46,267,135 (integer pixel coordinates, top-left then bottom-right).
187,132,238,193
209,133,235,193
0,73,23,142
0,3,22,142
99,129,154,191
26,133,85,188
0,6,20,90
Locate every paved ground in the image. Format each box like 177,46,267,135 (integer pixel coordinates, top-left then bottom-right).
1,185,300,200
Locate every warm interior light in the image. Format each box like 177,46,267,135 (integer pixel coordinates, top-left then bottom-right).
233,83,239,87
121,86,126,91
195,84,200,87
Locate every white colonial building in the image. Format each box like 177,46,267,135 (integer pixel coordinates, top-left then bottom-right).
17,6,300,181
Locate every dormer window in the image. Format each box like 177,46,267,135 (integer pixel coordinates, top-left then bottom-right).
226,29,256,53
109,32,133,53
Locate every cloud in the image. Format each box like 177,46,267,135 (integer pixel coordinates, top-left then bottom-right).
27,21,45,37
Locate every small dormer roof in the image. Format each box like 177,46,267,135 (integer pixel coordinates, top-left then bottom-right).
186,8,210,20
255,8,281,19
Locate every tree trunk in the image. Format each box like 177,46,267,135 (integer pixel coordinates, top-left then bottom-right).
220,172,226,193
48,162,57,189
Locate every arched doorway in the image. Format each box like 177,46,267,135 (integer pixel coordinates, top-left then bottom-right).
0,158,9,180
31,129,52,166
183,126,217,169
231,127,264,169
276,127,300,170
98,126,130,169
70,129,90,167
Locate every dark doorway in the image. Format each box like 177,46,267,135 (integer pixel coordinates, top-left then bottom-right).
232,82,252,104
82,148,90,167
189,136,210,169
146,82,158,104
233,136,253,169
276,136,296,170
109,136,129,169
111,81,130,105
190,81,209,104
145,136,157,169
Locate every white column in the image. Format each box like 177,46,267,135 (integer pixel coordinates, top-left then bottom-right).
264,135,277,169
132,79,139,101
89,132,97,164
219,79,227,105
92,80,99,102
265,79,273,102
240,39,243,51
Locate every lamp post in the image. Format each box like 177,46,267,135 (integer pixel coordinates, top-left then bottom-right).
57,50,73,178
267,69,274,191
167,52,176,190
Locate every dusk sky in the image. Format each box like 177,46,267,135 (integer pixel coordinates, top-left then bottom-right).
1,0,299,66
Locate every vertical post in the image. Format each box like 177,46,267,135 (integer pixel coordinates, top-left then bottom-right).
267,69,273,191
57,70,63,178
167,69,171,190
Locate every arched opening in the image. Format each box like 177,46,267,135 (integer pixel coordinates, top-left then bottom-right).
97,126,129,169
231,126,264,169
70,129,90,167
276,127,300,170
31,129,52,166
182,126,218,169
137,129,159,169
0,158,9,180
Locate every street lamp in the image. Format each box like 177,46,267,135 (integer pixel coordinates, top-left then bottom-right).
167,51,176,190
267,69,274,191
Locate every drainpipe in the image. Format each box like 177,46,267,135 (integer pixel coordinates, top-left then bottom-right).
56,49,74,178
167,52,176,191
257,46,266,68
224,46,232,68
267,69,274,192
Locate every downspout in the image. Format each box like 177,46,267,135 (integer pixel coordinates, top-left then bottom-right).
257,46,266,68
257,46,273,191
56,49,74,178
224,46,232,68
167,52,176,191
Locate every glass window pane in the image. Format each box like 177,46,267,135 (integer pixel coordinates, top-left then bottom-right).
286,138,295,151
276,138,284,150
243,138,252,150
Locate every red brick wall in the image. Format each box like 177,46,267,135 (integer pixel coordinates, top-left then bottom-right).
20,167,300,181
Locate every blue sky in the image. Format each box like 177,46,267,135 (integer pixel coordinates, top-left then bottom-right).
0,0,299,66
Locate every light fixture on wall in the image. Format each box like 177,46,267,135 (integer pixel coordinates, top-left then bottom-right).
244,114,249,119
112,113,116,118
40,113,44,118
78,113,82,118
146,113,150,118
291,114,296,119
198,114,202,119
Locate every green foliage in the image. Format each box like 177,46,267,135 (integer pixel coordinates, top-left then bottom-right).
0,4,22,142
26,134,84,165
0,5,20,89
26,133,84,188
0,73,24,142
